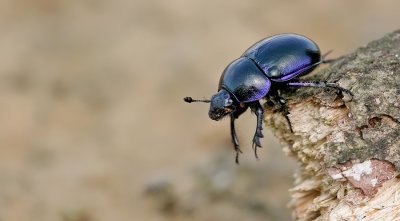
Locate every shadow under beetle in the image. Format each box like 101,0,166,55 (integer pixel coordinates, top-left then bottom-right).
184,33,353,164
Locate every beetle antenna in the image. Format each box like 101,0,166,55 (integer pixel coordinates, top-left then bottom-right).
184,97,211,103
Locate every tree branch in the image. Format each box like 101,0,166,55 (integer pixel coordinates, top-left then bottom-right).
264,30,400,220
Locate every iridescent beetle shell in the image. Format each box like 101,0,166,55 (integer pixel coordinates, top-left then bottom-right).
218,34,322,102
184,33,353,164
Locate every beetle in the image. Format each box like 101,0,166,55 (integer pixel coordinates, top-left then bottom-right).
184,33,353,163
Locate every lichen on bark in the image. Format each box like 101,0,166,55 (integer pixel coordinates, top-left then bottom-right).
263,30,400,220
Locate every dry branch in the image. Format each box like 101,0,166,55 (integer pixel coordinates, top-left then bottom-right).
264,30,400,220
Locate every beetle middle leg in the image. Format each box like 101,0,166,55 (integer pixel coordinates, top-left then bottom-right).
250,101,264,159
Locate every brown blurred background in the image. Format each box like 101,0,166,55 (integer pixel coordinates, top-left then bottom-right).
0,0,399,220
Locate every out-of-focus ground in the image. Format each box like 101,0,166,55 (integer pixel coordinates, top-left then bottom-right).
0,0,399,220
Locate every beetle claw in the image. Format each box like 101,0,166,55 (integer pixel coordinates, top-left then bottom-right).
252,134,263,159
234,145,243,164
234,145,243,154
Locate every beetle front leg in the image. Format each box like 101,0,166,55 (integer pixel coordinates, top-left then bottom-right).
230,115,242,164
251,101,264,159
230,104,249,163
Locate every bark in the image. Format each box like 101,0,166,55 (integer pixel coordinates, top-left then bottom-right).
263,30,400,220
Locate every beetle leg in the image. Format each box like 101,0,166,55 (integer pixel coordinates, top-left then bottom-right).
230,104,248,164
322,59,335,64
269,90,294,133
251,101,264,159
321,50,335,63
287,81,354,97
230,115,242,164
275,94,293,133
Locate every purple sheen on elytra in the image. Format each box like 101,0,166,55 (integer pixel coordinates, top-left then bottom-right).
270,62,321,82
243,34,321,81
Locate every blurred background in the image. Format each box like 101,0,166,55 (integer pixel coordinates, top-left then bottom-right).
0,0,399,220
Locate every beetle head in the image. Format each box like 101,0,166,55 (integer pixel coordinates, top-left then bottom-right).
183,90,234,121
208,90,234,121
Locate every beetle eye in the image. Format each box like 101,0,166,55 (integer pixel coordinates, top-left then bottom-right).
225,99,233,106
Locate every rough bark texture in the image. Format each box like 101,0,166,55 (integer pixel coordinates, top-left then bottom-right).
263,30,400,220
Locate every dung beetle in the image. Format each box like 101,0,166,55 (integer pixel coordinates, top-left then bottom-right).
184,33,353,163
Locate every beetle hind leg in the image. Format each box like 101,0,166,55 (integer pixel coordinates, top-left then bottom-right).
321,50,335,64
268,91,294,133
288,73,354,98
277,96,294,133
288,81,353,97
